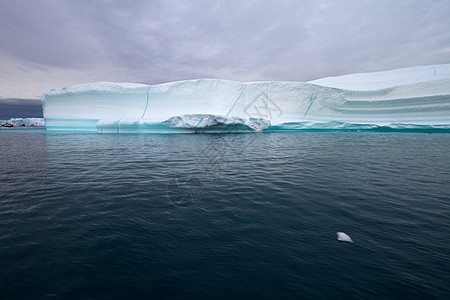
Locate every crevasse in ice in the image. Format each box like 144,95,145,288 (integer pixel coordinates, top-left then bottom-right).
42,64,450,133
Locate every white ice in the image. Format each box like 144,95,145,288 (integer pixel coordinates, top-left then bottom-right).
309,64,450,90
1,118,45,127
336,232,353,243
41,63,450,133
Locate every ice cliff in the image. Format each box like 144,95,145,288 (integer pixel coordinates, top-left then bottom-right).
42,64,450,133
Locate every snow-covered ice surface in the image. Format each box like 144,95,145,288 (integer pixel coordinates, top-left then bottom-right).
42,64,450,133
309,64,450,90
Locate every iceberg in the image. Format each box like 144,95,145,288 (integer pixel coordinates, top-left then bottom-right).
0,118,45,127
41,64,450,133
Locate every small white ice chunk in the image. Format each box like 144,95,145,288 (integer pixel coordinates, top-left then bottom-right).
337,232,353,243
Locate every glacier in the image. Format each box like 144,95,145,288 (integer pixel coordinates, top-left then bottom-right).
41,64,450,133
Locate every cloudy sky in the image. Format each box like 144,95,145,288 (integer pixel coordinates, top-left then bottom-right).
1,0,449,101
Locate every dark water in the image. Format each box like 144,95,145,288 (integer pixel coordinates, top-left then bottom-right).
1,131,449,299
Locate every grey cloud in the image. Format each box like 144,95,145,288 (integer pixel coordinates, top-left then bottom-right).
0,98,43,118
0,1,105,68
1,0,449,90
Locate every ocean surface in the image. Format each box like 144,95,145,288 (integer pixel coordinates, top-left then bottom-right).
1,131,449,299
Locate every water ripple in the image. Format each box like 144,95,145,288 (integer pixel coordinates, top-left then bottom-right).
0,132,449,298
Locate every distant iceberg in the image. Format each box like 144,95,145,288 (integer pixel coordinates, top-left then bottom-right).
1,118,45,127
41,64,450,133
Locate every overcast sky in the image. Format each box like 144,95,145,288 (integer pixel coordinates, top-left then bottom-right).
1,0,449,100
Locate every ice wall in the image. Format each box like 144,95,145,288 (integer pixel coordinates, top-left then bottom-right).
42,64,450,133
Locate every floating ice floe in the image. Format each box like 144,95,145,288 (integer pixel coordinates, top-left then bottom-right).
336,232,353,243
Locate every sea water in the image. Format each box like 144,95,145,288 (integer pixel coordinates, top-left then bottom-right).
1,131,449,298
